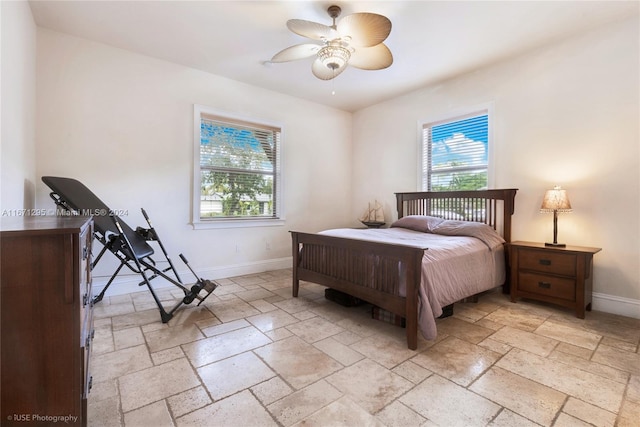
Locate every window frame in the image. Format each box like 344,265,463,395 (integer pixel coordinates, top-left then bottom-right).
192,104,285,229
417,103,494,192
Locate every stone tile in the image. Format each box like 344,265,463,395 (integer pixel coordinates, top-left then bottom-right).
87,395,122,427
627,375,640,402
554,342,594,360
92,325,115,355
348,333,416,369
497,348,625,412
313,337,365,366
144,323,204,352
166,386,212,418
436,316,495,344
552,311,640,345
183,326,272,367
267,379,342,425
263,326,294,342
392,360,432,384
123,400,173,427
325,359,413,413
592,344,640,375
254,336,343,389
470,367,566,425
197,351,275,400
273,297,318,314
249,299,278,313
91,345,152,382
488,409,540,427
246,309,299,333
205,298,260,322
400,375,500,426
176,390,277,426
167,305,215,326
484,306,549,331
235,288,276,302
119,358,200,412
549,349,629,384
93,301,136,319
151,346,185,366
230,274,267,287
376,400,426,427
617,399,640,427
554,413,593,426
251,377,293,406
292,396,385,427
200,318,250,337
332,330,365,346
292,309,317,321
535,320,602,350
411,336,500,386
562,397,617,427
88,378,119,403
478,337,512,355
111,309,162,331
489,325,559,356
113,327,144,350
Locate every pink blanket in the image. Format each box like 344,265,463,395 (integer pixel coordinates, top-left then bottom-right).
320,222,505,340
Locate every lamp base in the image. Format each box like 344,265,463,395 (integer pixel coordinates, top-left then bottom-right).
545,242,566,248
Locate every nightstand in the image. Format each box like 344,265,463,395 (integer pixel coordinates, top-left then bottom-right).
509,241,601,318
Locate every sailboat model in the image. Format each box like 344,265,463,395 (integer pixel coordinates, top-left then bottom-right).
359,200,385,228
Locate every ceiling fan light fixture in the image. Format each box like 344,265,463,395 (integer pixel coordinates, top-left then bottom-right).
317,44,351,70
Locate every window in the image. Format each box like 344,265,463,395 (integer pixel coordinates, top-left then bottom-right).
421,111,489,191
193,105,283,227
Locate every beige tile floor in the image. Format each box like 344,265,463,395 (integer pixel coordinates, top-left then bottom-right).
88,269,640,427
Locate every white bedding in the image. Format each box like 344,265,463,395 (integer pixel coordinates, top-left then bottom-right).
319,223,506,340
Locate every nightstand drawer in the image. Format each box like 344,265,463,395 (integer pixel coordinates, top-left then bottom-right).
518,249,576,277
518,272,576,301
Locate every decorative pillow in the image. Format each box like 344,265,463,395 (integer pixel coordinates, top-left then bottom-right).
431,220,506,249
390,215,444,233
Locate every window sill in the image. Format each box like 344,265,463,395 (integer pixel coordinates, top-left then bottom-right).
191,218,285,230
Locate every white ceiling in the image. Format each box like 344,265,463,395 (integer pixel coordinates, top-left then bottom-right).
29,1,638,112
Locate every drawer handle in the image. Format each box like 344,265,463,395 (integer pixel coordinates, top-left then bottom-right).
539,259,552,266
538,281,551,289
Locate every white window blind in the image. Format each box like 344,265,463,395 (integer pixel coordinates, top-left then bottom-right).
422,112,489,191
198,111,282,221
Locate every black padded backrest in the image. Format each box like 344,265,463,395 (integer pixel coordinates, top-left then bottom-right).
42,176,154,260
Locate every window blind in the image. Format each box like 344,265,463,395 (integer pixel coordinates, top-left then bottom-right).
422,112,488,191
199,114,281,219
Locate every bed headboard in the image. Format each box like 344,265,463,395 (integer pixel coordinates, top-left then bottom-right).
395,189,518,242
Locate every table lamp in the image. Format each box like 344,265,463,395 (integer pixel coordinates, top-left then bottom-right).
540,186,572,247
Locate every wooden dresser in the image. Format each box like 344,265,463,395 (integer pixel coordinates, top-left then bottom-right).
1,216,94,427
509,241,601,318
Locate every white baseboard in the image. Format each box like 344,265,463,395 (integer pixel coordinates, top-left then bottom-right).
92,257,292,298
592,292,640,320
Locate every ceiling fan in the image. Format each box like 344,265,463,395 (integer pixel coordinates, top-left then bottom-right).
270,5,393,80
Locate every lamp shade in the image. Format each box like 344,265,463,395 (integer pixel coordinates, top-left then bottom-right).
540,186,572,213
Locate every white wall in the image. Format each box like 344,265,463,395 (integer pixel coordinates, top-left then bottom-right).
352,16,640,316
1,1,37,211
35,29,352,290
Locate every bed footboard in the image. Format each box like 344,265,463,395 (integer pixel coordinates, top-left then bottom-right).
291,231,425,350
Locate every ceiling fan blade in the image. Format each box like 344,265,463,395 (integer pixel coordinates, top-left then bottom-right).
337,13,392,47
271,43,321,63
349,43,393,70
287,19,336,41
311,58,347,80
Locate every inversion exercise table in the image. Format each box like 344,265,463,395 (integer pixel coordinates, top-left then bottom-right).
42,176,217,323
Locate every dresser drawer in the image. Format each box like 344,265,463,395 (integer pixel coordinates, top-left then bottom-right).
518,272,576,301
518,248,576,277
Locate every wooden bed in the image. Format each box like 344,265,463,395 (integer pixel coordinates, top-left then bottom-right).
291,189,518,350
